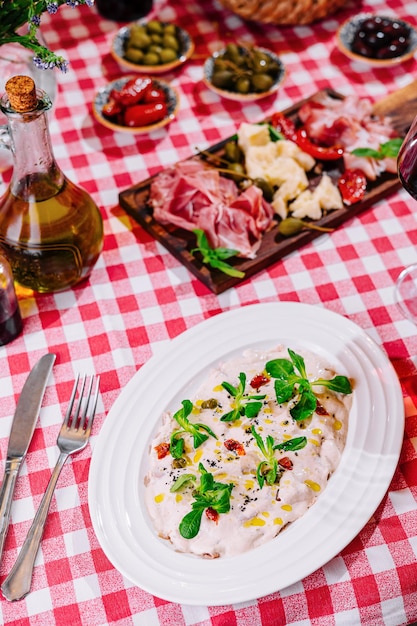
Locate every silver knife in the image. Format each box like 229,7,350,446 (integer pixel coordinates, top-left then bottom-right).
0,353,56,562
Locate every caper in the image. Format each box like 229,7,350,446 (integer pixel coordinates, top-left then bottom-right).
224,141,244,163
225,42,240,61
251,73,274,92
124,47,145,63
160,48,178,63
172,457,187,469
253,177,274,202
201,398,218,409
211,70,234,89
142,51,160,65
236,76,251,94
278,217,305,237
225,161,246,182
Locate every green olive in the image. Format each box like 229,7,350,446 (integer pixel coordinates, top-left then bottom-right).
160,48,178,63
162,34,180,51
146,20,164,35
211,70,234,89
142,51,160,65
164,24,177,35
201,398,218,409
236,76,251,94
150,33,163,45
124,47,145,63
278,217,305,237
251,73,274,92
128,32,151,50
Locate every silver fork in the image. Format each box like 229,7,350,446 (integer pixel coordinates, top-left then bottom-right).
1,374,100,602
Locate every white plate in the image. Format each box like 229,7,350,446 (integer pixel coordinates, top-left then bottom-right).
88,302,404,606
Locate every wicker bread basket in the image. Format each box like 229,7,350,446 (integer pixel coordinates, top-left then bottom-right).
217,0,348,25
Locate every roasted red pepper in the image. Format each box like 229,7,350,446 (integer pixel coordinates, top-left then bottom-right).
124,102,168,127
270,111,344,161
118,76,153,107
338,168,367,205
102,99,123,119
143,86,166,104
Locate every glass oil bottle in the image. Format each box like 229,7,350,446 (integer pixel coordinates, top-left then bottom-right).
0,75,103,292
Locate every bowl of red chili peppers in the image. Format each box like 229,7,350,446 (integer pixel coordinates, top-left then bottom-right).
92,75,180,134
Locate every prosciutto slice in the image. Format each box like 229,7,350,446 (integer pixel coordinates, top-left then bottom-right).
298,94,398,180
150,159,274,258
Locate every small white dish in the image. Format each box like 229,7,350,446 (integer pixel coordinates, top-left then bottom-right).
337,13,417,67
203,45,285,102
92,75,179,134
111,20,194,74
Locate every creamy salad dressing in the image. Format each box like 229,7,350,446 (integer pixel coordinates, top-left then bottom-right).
145,346,352,558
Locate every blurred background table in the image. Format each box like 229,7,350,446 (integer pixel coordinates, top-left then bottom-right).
0,0,416,624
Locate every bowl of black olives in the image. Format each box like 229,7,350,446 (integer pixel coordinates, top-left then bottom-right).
336,13,417,66
203,44,285,101
111,19,194,73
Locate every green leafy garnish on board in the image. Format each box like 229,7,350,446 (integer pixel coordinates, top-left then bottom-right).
251,426,307,488
265,348,352,421
170,399,217,459
178,463,234,539
220,372,266,422
350,137,403,160
191,229,245,278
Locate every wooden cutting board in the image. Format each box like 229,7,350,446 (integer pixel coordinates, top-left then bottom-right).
119,80,417,294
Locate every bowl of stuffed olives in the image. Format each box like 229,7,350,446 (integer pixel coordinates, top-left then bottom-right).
203,44,285,101
111,19,194,73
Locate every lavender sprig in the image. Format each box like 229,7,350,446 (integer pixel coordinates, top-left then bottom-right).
0,0,95,71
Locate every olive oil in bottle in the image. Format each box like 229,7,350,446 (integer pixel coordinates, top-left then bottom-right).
0,76,103,293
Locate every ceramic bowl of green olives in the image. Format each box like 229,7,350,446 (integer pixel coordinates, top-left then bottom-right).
111,19,194,73
203,44,285,101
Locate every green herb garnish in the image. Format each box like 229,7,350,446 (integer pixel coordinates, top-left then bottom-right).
170,473,196,492
220,372,265,422
170,399,217,459
191,229,245,278
265,348,352,421
251,426,307,488
350,138,403,160
178,463,234,539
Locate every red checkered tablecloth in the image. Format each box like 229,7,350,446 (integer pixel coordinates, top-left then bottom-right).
0,0,416,624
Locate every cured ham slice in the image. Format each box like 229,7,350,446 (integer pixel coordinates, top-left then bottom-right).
150,159,274,258
298,94,398,180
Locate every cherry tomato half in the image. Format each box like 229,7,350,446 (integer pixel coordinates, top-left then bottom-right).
338,168,367,205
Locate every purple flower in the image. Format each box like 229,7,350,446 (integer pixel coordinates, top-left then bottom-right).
30,15,41,26
46,2,59,14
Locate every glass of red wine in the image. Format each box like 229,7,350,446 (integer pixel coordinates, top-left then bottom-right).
395,115,417,322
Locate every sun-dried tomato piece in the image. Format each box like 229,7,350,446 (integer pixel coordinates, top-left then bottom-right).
278,456,293,470
155,442,170,459
205,507,219,523
250,374,270,389
315,401,329,416
224,439,246,456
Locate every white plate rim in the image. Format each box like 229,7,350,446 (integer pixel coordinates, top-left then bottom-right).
88,302,404,605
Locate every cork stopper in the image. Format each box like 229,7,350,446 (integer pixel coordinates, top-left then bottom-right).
5,75,37,112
